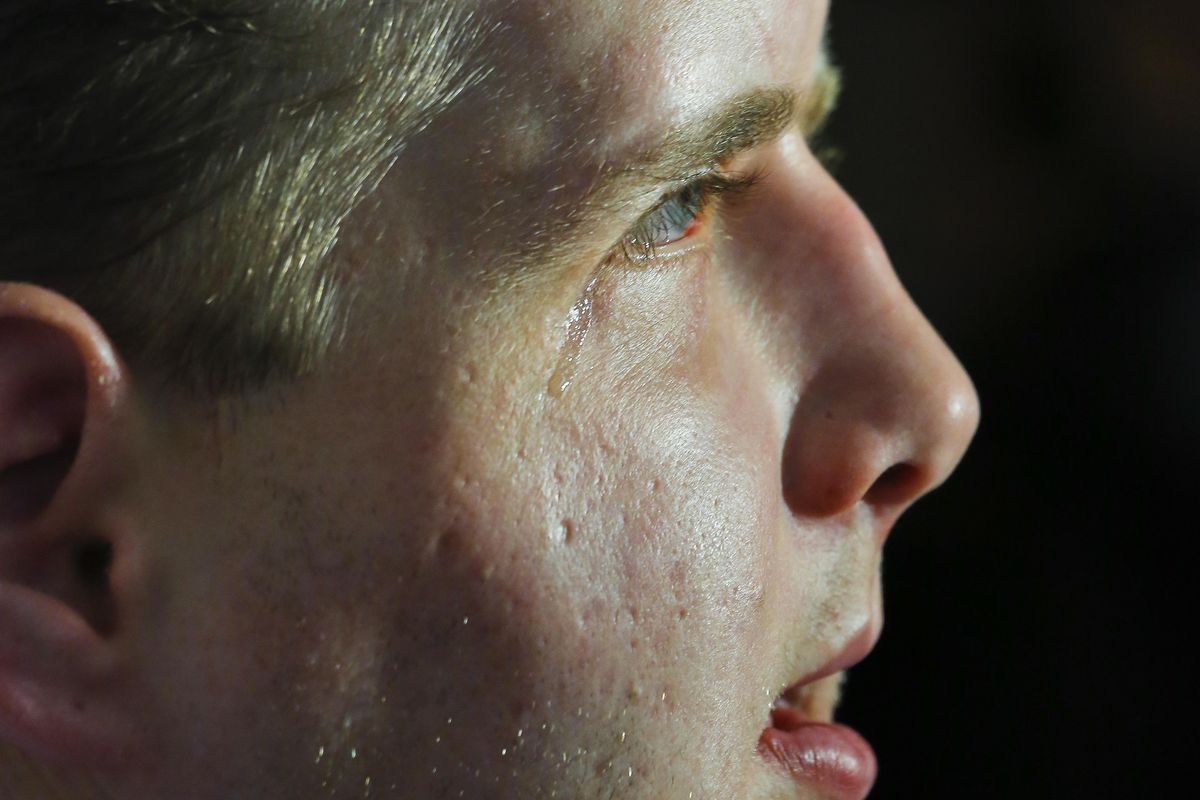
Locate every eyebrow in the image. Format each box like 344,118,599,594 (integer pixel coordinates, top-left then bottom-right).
500,55,842,286
602,57,842,201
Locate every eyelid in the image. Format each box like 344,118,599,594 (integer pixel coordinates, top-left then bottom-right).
609,68,839,268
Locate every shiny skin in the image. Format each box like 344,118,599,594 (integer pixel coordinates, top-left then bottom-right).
125,0,978,798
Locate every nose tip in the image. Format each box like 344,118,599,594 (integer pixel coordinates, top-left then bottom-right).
780,323,980,521
868,375,980,505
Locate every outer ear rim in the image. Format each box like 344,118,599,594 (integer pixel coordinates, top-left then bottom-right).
0,283,133,536
0,282,124,418
0,282,148,773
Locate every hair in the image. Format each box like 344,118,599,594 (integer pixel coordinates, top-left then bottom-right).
0,0,485,394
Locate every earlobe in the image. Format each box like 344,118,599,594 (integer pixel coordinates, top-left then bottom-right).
0,283,143,770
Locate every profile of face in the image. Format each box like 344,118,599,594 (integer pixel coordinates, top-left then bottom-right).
0,0,977,798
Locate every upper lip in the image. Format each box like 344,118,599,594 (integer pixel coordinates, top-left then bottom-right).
780,619,881,700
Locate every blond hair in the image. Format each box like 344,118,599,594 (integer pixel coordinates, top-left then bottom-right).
0,0,484,393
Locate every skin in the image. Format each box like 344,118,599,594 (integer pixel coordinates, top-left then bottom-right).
0,0,978,798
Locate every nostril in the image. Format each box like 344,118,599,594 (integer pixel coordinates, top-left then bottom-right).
863,462,925,507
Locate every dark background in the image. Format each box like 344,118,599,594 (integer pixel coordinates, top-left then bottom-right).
828,1,1198,797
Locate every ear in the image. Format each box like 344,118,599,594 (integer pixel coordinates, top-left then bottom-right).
0,283,145,770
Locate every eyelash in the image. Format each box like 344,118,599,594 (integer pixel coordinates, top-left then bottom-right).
616,169,762,265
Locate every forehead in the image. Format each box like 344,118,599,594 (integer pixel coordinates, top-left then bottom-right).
465,0,830,172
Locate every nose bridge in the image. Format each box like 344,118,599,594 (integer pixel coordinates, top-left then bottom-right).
765,165,980,520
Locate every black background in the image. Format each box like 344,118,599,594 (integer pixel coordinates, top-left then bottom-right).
829,1,1198,797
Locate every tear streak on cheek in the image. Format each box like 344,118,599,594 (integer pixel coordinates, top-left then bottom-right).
548,255,709,399
548,272,605,397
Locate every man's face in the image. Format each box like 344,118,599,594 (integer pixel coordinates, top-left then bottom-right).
136,0,978,798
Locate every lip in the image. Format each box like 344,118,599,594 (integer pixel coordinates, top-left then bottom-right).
757,622,881,799
788,622,880,695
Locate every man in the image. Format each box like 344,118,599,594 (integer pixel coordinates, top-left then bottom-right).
0,0,978,798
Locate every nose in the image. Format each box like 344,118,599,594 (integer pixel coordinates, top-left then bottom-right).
746,145,980,521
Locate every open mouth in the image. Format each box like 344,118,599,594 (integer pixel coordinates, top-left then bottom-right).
757,627,881,800
758,672,876,799
774,670,845,725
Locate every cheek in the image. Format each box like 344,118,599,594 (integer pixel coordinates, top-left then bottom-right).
538,258,784,754
238,254,791,796
364,256,788,793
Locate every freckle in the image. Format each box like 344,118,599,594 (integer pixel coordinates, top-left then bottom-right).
678,608,688,620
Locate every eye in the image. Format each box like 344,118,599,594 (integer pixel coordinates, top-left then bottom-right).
618,170,761,264
632,182,709,251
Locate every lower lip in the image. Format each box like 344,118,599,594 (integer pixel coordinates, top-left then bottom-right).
758,708,877,800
